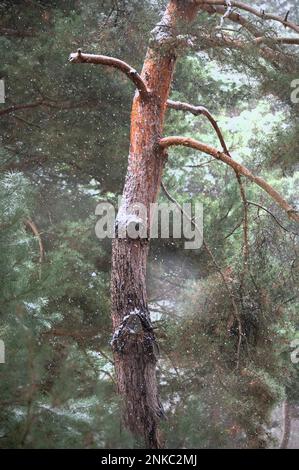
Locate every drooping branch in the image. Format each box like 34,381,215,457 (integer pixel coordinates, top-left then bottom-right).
0,101,43,117
159,136,299,222
167,99,230,154
235,173,249,291
161,180,243,369
24,219,44,264
196,1,299,34
218,0,233,29
69,49,150,100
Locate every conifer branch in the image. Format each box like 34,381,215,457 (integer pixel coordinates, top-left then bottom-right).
196,1,299,34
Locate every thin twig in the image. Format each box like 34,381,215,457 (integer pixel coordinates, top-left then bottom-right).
247,200,297,235
218,0,233,29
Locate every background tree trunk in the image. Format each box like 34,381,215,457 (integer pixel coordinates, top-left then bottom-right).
110,0,199,449
280,400,291,449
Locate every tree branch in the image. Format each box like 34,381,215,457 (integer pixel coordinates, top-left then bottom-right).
159,136,299,222
0,101,43,117
167,99,230,154
196,5,299,68
196,1,299,34
24,219,44,264
218,0,233,29
69,49,150,99
200,4,264,37
0,98,100,118
247,200,297,234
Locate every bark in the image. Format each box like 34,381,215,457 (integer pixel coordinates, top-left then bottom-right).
110,0,199,449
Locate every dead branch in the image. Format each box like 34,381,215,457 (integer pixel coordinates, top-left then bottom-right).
24,219,44,264
196,32,296,71
196,1,299,34
69,49,149,99
167,100,230,154
253,36,299,46
208,33,299,47
159,136,299,223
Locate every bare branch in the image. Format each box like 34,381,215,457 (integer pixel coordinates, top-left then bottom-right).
159,136,299,222
167,100,230,154
223,219,243,239
196,1,299,34
24,219,44,264
69,49,150,99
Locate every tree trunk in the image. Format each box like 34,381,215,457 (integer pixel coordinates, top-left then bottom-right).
110,0,199,449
